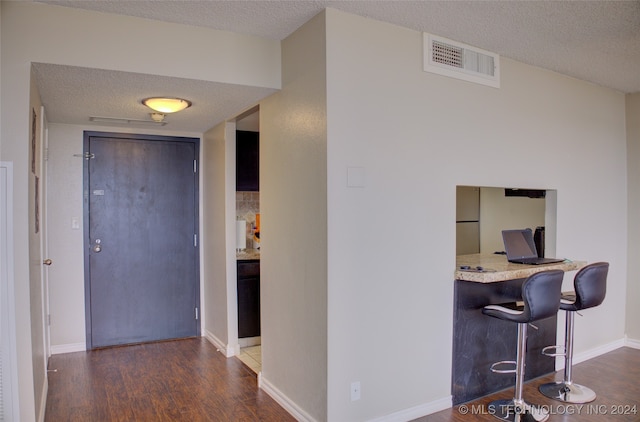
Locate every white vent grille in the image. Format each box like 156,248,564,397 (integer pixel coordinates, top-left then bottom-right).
432,40,463,69
424,34,500,88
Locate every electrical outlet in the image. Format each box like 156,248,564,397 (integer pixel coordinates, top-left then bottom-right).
350,381,361,401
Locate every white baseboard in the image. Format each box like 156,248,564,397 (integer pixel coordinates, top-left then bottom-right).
573,338,626,365
38,375,48,422
50,342,85,355
238,336,261,348
364,338,635,421
203,330,238,357
367,395,452,422
624,336,640,349
52,335,247,358
555,337,626,370
259,372,451,422
258,372,317,422
365,338,634,421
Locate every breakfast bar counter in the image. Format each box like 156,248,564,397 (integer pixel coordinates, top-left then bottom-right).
452,254,586,405
455,253,584,283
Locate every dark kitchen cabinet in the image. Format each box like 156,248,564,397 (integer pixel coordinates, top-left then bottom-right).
237,260,260,338
236,130,259,191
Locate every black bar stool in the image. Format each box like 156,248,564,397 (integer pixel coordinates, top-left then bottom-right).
482,270,564,422
539,262,609,403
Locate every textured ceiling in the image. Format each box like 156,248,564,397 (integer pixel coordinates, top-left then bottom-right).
32,0,640,133
31,63,276,133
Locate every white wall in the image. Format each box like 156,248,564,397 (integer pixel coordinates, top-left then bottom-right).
626,92,640,343
1,3,37,419
1,161,21,422
260,11,328,422
201,121,239,355
45,124,85,350
324,9,627,421
3,2,280,89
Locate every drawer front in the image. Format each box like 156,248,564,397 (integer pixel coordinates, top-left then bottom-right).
237,260,260,277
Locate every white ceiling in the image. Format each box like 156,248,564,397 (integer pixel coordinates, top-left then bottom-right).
32,0,640,133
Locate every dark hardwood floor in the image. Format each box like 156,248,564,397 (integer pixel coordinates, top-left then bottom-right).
44,338,295,421
45,339,639,422
418,346,640,422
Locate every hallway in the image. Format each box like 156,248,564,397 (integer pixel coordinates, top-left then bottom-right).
44,338,294,421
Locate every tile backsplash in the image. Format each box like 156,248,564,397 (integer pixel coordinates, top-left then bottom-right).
236,191,260,241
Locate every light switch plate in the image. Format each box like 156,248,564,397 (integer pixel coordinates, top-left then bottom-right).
350,381,361,401
347,167,365,188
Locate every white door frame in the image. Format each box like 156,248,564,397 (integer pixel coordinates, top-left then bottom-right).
1,161,20,421
40,106,52,362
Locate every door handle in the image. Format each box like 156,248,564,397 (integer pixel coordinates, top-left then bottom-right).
93,239,102,253
43,259,53,266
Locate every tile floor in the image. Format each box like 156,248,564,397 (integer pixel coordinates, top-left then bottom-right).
239,345,262,373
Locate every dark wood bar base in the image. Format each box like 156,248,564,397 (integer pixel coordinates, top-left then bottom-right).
452,278,556,405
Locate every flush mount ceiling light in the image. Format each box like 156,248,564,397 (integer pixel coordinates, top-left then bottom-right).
142,97,192,114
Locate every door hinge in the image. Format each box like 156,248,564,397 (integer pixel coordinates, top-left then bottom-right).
195,307,199,320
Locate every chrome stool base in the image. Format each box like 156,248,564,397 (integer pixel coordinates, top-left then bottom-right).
538,381,596,403
487,399,549,422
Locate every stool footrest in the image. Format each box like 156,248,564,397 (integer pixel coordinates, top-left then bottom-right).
542,345,566,357
490,360,517,374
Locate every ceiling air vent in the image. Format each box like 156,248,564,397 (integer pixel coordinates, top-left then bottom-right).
423,34,500,88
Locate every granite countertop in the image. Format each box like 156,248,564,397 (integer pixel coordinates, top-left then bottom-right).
236,249,260,260
455,253,586,283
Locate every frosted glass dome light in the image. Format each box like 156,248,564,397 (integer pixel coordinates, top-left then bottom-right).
142,97,191,113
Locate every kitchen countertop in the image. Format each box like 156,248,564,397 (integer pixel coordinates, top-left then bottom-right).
455,253,586,283
236,249,260,260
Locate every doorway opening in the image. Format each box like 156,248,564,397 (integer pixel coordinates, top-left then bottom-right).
235,109,262,373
